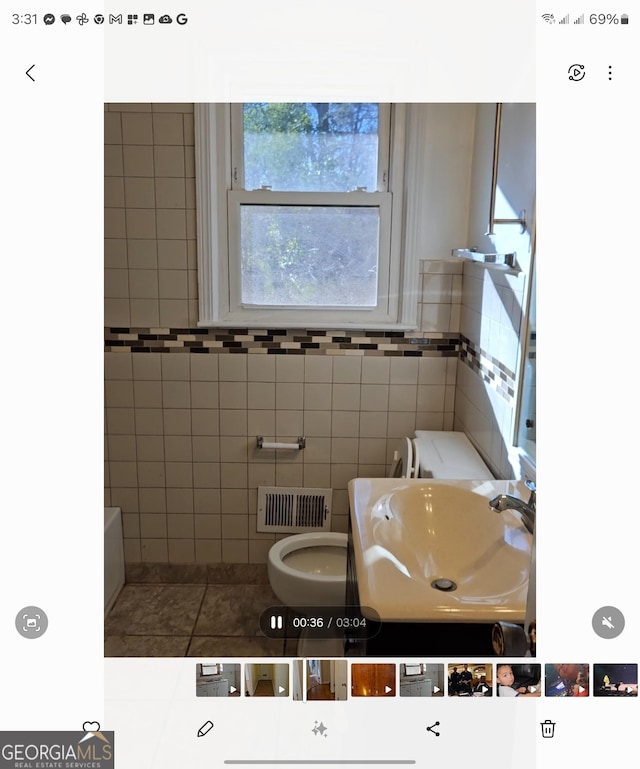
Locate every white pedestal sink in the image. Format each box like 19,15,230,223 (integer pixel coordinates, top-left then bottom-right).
348,478,533,624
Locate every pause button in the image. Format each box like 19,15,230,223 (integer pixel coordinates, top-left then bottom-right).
270,615,284,630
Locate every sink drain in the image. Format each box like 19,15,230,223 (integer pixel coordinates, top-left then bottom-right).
431,578,457,592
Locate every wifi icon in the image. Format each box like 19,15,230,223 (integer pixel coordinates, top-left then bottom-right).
541,13,556,23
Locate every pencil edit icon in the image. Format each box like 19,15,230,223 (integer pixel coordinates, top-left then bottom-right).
198,721,214,738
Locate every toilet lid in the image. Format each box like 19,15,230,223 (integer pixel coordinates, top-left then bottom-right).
389,437,415,478
413,430,494,479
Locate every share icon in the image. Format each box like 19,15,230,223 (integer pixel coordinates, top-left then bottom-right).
426,722,440,737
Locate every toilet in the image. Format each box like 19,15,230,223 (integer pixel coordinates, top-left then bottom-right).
268,531,349,656
266,431,493,638
389,430,494,480
268,532,348,608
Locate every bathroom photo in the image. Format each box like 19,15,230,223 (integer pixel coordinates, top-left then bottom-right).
399,663,445,697
104,102,536,658
195,662,241,697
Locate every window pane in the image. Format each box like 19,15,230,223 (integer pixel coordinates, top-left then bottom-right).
243,103,379,192
240,205,379,306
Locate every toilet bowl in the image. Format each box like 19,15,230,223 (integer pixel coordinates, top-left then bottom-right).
268,532,348,608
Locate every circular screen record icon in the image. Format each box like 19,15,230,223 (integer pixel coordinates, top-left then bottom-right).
568,64,586,81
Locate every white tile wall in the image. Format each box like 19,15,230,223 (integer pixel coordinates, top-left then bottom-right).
104,103,197,330
105,348,457,564
104,103,507,565
453,102,535,479
418,259,463,333
454,261,529,478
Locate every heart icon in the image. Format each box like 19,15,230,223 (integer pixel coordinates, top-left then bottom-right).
82,721,101,733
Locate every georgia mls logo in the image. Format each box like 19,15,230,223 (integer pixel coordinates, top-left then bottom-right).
0,724,114,768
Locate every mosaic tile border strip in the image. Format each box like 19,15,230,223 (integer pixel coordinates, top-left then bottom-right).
459,334,517,405
104,328,516,404
104,327,461,357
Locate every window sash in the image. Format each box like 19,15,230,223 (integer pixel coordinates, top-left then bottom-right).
227,103,394,324
227,190,392,315
230,103,392,193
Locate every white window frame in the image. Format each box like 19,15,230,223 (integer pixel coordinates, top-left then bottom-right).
195,103,419,329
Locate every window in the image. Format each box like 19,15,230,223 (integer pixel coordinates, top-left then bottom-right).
195,103,417,328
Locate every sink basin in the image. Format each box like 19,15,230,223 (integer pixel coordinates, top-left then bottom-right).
348,478,532,623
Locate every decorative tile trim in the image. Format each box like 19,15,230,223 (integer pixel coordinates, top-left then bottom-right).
528,331,536,360
103,327,516,404
104,327,461,357
459,334,517,405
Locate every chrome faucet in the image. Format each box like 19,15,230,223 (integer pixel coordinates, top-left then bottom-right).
489,480,536,534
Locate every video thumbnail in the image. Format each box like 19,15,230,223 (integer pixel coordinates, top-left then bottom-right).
447,663,493,696
545,664,589,697
593,664,637,697
351,664,396,697
496,663,541,697
304,660,349,701
399,663,444,697
195,662,241,696
245,663,290,697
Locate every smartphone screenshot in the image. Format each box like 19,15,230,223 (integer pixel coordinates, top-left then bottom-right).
2,2,637,767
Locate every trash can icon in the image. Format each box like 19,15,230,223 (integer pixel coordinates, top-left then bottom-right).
540,720,556,738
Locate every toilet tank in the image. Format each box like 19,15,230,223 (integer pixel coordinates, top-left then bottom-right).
413,431,493,479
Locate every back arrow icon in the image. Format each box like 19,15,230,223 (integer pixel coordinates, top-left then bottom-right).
26,65,35,81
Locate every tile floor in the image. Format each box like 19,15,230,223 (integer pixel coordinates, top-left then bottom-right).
104,565,296,657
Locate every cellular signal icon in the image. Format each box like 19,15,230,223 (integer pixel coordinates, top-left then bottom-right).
574,14,584,24
559,14,569,24
542,13,555,23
